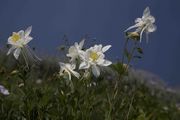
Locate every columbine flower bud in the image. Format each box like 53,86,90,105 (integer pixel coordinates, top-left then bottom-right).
126,32,140,41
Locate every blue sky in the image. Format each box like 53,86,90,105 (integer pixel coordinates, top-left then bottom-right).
0,0,180,85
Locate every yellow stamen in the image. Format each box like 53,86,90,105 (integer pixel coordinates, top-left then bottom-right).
11,33,20,43
90,51,99,61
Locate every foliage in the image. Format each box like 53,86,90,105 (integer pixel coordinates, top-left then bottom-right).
0,52,180,119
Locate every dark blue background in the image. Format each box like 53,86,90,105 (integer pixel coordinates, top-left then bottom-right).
0,0,180,85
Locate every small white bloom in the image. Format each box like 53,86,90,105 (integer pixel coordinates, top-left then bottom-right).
7,26,33,59
79,44,112,77
67,39,85,62
125,7,157,42
59,62,80,80
0,85,9,95
7,26,41,66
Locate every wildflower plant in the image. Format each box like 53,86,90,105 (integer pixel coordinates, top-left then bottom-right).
7,26,41,68
125,7,156,42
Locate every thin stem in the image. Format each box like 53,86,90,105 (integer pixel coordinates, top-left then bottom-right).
121,38,129,64
21,48,29,69
124,41,137,73
107,92,113,120
125,94,135,120
113,38,129,100
26,45,41,62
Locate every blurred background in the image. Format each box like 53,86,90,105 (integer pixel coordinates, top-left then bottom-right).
0,0,179,86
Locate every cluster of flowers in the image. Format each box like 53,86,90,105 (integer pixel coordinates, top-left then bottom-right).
0,7,156,95
59,40,112,80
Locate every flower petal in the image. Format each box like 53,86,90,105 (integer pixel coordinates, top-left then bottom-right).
71,70,80,79
18,30,25,38
13,48,21,59
24,37,33,45
125,23,139,32
67,71,72,80
92,65,100,77
25,26,32,38
143,7,150,18
147,24,157,33
147,15,155,23
102,60,112,66
7,46,16,55
98,59,112,66
79,61,90,69
102,45,111,53
135,18,142,23
139,26,148,42
79,39,85,49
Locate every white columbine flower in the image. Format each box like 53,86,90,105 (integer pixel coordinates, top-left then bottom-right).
7,26,33,59
125,7,157,42
59,62,80,80
67,39,85,62
79,44,112,77
0,85,9,95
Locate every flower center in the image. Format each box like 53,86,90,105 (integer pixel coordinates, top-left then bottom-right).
11,33,20,43
90,51,99,61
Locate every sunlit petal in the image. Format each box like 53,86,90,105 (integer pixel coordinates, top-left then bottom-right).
102,45,111,53
92,65,100,77
13,48,21,59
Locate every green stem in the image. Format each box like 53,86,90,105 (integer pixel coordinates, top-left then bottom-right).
22,48,29,70
121,38,129,64
125,94,135,120
124,41,137,73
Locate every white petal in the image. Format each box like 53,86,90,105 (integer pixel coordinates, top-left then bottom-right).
18,30,25,38
93,44,102,52
74,42,79,48
71,70,80,79
139,26,147,42
135,18,142,23
7,46,16,55
67,47,79,62
125,24,139,32
147,15,155,23
79,61,90,69
79,39,85,49
13,48,21,59
24,37,33,45
8,36,14,45
98,53,105,59
102,45,111,52
97,44,102,51
98,59,112,66
71,64,76,69
143,7,150,18
25,26,32,38
78,51,86,61
92,65,100,77
147,24,157,32
67,71,72,80
102,60,112,66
